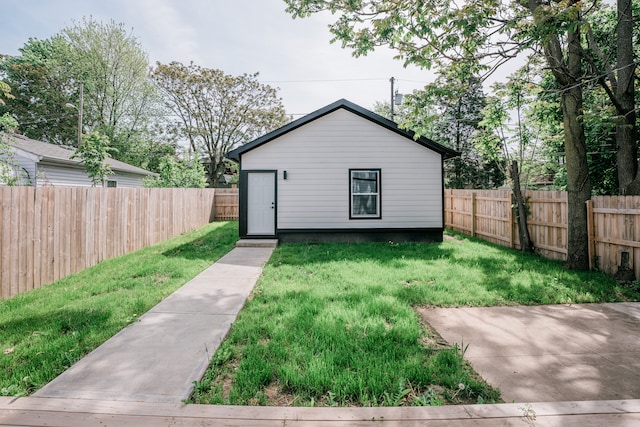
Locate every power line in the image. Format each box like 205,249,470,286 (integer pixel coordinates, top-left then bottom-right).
262,77,390,83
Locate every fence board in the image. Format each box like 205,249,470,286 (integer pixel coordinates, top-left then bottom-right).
214,188,239,220
1,188,9,298
10,187,20,296
17,187,28,294
0,187,219,299
591,195,640,280
44,188,55,286
25,187,35,293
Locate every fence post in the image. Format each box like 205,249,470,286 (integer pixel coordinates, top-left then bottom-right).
449,190,454,229
586,199,594,270
471,192,476,237
509,192,515,248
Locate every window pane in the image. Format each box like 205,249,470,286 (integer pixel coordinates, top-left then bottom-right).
350,169,380,218
353,195,378,215
352,171,378,193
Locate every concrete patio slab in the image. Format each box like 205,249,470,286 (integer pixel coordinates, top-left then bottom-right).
34,245,276,404
419,303,640,403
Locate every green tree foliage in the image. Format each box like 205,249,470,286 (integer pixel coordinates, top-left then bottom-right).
61,18,159,155
0,114,18,133
475,65,554,252
144,155,207,188
0,66,14,106
71,131,116,186
375,73,503,188
373,99,417,123
476,64,550,188
532,1,639,196
0,37,77,144
0,133,28,186
404,70,503,189
582,0,639,194
0,76,17,133
0,82,26,185
0,18,164,168
581,0,639,194
151,62,287,187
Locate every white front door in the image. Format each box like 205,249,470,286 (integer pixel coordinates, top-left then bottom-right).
247,172,276,235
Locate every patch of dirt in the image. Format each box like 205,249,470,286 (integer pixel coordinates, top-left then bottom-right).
153,274,171,285
213,357,240,401
246,286,262,301
415,306,450,349
401,279,436,289
444,234,464,243
221,374,234,400
264,380,296,406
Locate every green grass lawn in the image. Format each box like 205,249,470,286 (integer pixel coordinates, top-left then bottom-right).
0,221,238,397
191,232,637,407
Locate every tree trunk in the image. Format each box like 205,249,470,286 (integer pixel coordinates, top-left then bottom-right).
616,0,639,194
205,158,217,188
561,29,592,270
510,160,534,253
528,0,591,268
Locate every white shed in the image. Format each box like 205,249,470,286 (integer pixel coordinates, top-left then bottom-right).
226,99,458,242
1,133,156,187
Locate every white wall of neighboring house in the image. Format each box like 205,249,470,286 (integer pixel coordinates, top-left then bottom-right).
1,135,154,187
0,149,36,186
0,152,147,187
241,108,443,230
33,163,93,187
35,163,146,187
104,171,147,187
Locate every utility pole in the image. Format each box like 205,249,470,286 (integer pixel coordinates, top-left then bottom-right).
390,77,395,121
77,82,84,147
65,82,84,147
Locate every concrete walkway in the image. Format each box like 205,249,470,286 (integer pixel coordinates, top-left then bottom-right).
34,243,276,404
420,303,640,403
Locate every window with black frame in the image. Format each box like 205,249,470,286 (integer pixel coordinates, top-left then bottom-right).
350,169,381,219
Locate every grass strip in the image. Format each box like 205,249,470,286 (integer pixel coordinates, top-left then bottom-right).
192,231,636,407
0,221,238,397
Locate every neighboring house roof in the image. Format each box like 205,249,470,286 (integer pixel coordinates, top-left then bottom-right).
227,98,460,161
2,133,156,176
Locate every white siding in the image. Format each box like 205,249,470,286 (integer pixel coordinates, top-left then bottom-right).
37,164,94,187
36,164,146,187
108,172,147,188
241,109,443,229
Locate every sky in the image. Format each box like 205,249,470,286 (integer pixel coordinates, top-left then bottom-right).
1,0,437,117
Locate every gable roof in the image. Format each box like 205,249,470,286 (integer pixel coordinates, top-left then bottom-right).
227,99,459,161
2,133,156,176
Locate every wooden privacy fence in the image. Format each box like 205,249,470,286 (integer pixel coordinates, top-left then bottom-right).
214,188,239,220
588,196,640,280
445,189,640,281
0,187,220,299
